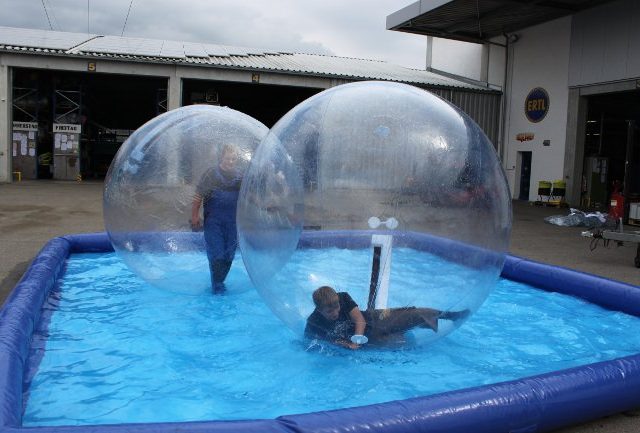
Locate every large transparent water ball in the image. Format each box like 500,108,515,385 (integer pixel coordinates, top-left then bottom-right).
238,81,511,347
104,105,268,294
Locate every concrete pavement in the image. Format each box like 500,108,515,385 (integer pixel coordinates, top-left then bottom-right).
1,180,639,432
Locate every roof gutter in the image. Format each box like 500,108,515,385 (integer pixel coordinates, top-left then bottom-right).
425,65,501,91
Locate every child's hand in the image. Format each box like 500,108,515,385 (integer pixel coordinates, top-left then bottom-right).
190,217,203,231
337,340,361,350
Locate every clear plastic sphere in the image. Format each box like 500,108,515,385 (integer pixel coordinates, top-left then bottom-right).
104,105,268,294
238,81,511,347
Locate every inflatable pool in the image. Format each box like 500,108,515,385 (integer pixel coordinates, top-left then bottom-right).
1,232,640,433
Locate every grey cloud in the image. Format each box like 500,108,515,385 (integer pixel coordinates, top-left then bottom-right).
0,0,424,68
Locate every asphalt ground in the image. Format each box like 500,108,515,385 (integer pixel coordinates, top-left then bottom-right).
1,179,639,432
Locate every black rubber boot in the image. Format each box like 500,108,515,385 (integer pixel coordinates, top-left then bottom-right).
219,260,233,282
211,260,228,294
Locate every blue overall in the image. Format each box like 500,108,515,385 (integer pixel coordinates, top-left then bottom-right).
197,166,241,293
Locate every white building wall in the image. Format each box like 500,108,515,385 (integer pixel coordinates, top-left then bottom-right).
430,38,505,88
408,0,636,204
502,17,572,201
430,39,483,80
487,43,505,88
429,20,570,201
569,0,640,87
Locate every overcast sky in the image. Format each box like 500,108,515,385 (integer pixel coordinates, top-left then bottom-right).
0,0,428,69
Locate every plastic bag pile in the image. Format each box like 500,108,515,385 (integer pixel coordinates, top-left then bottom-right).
544,208,615,228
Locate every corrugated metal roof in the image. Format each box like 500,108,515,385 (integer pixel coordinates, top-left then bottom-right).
0,26,90,50
0,26,494,91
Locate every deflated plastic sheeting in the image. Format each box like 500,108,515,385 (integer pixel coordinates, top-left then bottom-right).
1,232,640,433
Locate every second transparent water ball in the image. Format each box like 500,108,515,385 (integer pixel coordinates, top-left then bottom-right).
238,81,511,347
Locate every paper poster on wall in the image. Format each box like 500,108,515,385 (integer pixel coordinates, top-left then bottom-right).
12,132,19,141
53,125,81,157
21,141,27,156
28,148,35,157
12,142,17,157
28,131,35,140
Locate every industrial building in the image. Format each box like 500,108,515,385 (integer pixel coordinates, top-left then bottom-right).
0,25,499,183
388,0,640,220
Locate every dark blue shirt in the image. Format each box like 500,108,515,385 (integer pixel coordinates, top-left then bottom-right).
197,166,241,222
304,292,358,342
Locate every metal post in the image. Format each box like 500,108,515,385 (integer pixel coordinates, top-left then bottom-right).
624,120,636,199
367,246,382,311
0,63,11,182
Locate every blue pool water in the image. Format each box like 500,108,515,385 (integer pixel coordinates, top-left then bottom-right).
23,249,640,427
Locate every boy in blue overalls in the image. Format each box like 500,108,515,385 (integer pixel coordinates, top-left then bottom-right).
191,145,241,294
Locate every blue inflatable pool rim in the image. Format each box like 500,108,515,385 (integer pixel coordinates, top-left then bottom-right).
1,232,640,433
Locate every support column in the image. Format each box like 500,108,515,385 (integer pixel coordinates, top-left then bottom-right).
0,62,11,183
165,68,182,185
167,67,182,111
480,43,490,84
425,36,433,70
563,88,588,206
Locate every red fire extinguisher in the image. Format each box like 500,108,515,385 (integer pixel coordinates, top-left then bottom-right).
610,181,624,220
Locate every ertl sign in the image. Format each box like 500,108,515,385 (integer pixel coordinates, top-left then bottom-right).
524,87,549,123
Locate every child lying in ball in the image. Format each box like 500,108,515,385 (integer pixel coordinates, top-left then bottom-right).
304,285,469,349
